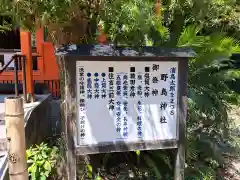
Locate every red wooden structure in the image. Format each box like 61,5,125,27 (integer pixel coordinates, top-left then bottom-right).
0,27,106,98
0,28,60,98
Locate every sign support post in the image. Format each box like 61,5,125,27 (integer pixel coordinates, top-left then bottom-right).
174,59,188,180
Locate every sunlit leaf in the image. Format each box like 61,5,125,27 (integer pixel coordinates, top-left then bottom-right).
43,161,51,171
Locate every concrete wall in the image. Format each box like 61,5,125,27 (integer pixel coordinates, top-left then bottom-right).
24,95,53,148
50,100,61,137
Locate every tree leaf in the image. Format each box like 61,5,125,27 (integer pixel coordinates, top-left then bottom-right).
87,164,93,178
87,164,92,173
45,171,50,177
136,150,141,156
27,159,34,164
28,164,37,173
43,161,51,172
96,176,103,180
40,175,47,180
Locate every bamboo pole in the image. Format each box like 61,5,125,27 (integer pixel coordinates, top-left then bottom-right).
5,96,28,180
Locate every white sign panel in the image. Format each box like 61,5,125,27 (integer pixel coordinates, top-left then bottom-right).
76,61,178,146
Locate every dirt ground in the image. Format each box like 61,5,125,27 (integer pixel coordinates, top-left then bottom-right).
227,106,240,180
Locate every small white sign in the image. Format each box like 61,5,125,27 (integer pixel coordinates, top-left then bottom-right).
76,61,179,146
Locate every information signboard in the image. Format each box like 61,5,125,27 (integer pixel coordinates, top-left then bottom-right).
76,60,180,152
56,45,192,180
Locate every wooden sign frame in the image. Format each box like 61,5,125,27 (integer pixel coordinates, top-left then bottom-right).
56,45,192,180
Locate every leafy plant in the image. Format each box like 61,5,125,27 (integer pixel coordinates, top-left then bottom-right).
96,0,240,46
0,0,84,29
99,0,169,47
164,0,240,40
0,0,101,45
26,142,60,180
0,0,239,44
176,25,240,179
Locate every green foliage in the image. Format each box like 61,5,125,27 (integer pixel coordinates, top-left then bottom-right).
26,142,60,180
0,0,85,31
0,0,100,45
0,0,239,43
165,0,240,39
96,0,240,46
178,25,240,179
84,164,103,180
99,0,170,46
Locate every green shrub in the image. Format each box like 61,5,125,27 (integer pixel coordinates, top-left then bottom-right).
26,142,60,180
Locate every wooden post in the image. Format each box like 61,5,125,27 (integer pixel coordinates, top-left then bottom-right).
36,27,45,77
20,31,35,103
174,60,188,180
5,96,28,180
36,27,44,56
